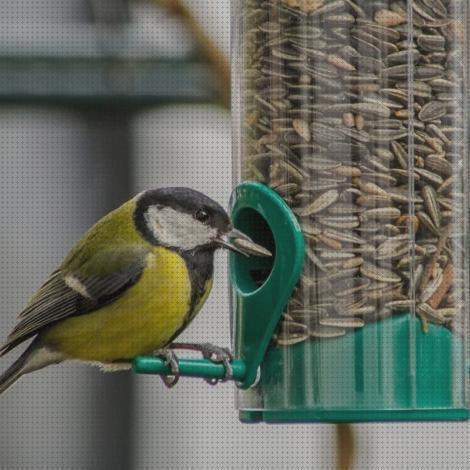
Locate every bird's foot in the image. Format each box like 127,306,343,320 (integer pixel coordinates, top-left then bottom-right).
153,349,180,388
170,342,233,385
201,343,234,385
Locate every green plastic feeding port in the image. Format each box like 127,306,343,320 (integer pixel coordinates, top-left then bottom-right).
230,182,470,424
230,181,306,389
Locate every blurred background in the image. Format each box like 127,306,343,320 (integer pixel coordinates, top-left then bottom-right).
0,1,468,469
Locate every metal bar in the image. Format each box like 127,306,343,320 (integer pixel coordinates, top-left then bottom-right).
133,357,247,382
85,112,134,470
0,59,218,105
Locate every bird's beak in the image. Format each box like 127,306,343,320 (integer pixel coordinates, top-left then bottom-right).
215,228,272,257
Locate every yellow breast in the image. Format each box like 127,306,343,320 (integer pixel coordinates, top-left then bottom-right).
44,247,192,362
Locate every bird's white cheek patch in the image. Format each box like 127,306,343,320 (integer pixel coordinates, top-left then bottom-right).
146,206,216,251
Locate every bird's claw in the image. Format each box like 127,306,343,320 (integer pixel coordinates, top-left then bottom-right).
166,342,234,385
154,349,180,388
199,343,234,385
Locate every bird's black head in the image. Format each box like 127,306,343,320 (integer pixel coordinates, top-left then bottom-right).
134,188,235,253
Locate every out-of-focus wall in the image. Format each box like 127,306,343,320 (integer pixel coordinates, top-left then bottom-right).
0,107,131,469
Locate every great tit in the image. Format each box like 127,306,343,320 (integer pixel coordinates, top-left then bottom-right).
0,187,269,393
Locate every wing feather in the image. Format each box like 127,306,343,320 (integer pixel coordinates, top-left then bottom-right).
1,245,149,355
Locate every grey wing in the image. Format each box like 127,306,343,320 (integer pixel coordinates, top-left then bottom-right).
0,246,149,356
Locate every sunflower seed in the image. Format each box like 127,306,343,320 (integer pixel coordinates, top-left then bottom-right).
309,326,347,338
320,317,365,328
376,238,410,260
422,185,442,228
419,101,447,122
295,189,339,216
361,262,401,283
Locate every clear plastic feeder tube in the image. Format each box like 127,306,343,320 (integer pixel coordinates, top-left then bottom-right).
231,0,469,422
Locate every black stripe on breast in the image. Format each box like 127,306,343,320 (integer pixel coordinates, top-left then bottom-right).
166,247,215,344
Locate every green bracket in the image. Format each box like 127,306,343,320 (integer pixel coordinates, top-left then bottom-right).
133,182,305,386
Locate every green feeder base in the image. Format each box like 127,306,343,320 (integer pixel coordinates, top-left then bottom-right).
239,314,469,423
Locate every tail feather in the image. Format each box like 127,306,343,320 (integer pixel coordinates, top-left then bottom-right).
0,353,28,394
0,341,63,395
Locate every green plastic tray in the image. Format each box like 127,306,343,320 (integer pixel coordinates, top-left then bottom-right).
239,314,469,423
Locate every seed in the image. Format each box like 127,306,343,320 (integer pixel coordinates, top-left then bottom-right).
325,13,355,27
309,326,347,338
391,141,408,170
385,300,414,311
416,65,444,79
355,114,365,130
386,49,420,66
350,102,391,119
437,177,453,194
342,112,355,128
376,238,410,260
292,119,311,142
273,183,299,197
417,34,446,52
327,268,359,282
327,202,363,215
425,155,453,177
374,9,406,26
437,308,457,319
360,262,401,283
334,277,370,296
323,229,366,245
368,129,408,142
417,303,446,324
318,215,360,229
295,189,339,216
417,211,440,236
339,127,370,143
356,195,392,207
232,238,273,258
345,305,377,316
318,250,356,260
303,157,342,171
422,185,442,228
327,54,356,71
343,256,364,269
316,233,343,250
277,333,310,346
361,207,401,221
415,168,444,187
382,64,409,79
418,101,447,122
332,165,362,178
357,181,387,197
320,317,364,328
259,22,281,34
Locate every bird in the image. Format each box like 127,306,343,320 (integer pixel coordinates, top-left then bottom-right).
0,187,270,393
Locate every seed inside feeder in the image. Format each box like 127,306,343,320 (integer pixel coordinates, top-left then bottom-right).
240,0,465,346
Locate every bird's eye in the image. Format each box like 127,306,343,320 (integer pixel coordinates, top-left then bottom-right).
194,208,210,224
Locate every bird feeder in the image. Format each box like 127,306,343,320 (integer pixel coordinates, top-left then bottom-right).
134,0,470,423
